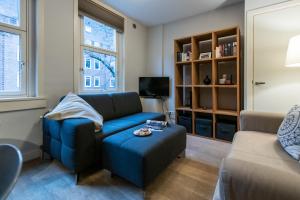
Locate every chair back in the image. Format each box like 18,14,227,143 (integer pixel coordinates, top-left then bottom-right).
0,144,23,200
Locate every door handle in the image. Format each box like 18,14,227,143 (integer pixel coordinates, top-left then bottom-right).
254,81,266,85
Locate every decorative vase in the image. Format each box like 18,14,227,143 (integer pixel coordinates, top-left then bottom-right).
203,75,211,85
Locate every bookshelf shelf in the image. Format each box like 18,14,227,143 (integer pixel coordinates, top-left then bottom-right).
174,27,241,142
176,61,192,65
193,59,212,63
176,85,193,88
215,56,237,61
176,107,193,111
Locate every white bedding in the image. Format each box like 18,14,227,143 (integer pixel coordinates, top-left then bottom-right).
45,93,103,131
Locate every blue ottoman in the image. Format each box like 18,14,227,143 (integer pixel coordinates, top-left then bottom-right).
102,124,186,188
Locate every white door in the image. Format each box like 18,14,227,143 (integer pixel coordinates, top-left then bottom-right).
249,2,300,113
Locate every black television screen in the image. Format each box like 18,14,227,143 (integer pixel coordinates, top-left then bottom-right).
139,77,169,98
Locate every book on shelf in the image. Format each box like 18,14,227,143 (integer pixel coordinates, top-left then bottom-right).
177,51,192,62
215,42,237,58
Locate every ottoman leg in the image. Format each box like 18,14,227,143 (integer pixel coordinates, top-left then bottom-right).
75,173,80,185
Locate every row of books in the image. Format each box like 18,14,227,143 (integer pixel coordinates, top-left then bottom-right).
177,51,192,62
216,42,237,58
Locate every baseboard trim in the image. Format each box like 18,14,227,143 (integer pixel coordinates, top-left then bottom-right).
23,149,41,162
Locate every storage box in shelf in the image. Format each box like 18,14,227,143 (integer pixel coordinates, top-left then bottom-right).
177,115,192,133
195,118,213,137
216,122,236,142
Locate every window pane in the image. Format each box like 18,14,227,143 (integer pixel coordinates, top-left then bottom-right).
0,30,21,93
0,0,20,26
83,17,116,52
94,76,100,87
83,50,116,90
84,76,91,87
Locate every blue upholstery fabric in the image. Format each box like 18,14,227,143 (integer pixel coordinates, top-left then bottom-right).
43,118,62,160
110,92,143,118
79,94,115,121
99,112,165,137
102,124,187,188
60,118,96,171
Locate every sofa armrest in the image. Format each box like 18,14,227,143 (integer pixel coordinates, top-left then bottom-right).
240,110,285,134
60,118,96,172
216,157,300,200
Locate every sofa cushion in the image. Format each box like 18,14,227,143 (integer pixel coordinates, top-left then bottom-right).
230,131,297,165
218,131,300,200
110,92,142,118
117,112,165,124
80,94,115,121
99,112,165,138
277,105,300,160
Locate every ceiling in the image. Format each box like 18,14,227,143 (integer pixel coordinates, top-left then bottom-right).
100,0,244,27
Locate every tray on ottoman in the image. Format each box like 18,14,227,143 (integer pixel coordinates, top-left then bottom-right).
102,124,186,188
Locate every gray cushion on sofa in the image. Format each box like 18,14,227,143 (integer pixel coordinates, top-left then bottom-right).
110,92,143,118
277,105,300,160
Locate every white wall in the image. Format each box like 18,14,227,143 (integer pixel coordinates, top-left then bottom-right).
144,3,245,113
44,0,75,108
0,0,148,160
124,18,148,92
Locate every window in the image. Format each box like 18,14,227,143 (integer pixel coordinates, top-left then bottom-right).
94,76,100,87
84,76,91,87
85,25,91,33
85,57,91,69
80,16,120,92
109,77,115,88
0,0,27,96
94,60,100,70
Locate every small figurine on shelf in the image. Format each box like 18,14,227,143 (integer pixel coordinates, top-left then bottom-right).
219,74,227,84
203,75,211,85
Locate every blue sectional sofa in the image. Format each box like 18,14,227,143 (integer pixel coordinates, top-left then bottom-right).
43,92,165,176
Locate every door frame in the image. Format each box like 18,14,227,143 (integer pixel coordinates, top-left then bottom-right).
245,0,300,110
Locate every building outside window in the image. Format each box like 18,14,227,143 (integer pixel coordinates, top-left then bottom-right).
0,0,27,97
80,16,119,92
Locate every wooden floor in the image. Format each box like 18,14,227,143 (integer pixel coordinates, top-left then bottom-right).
8,136,231,200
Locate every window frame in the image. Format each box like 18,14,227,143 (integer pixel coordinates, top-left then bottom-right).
79,16,121,93
0,0,28,97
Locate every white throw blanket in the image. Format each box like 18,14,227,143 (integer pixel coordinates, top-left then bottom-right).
45,93,103,131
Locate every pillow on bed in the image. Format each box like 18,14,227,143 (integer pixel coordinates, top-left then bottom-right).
277,105,300,161
45,92,103,131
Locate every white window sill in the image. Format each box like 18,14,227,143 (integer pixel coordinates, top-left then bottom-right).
0,97,47,112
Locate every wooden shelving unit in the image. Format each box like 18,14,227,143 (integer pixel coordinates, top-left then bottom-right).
174,27,241,142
